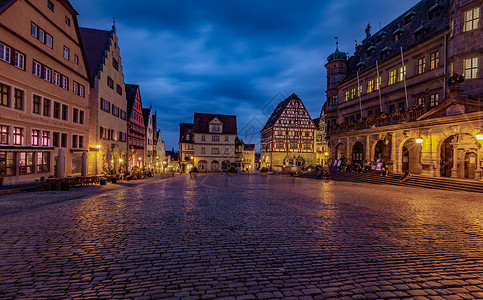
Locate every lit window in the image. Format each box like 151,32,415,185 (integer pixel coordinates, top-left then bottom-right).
430,93,439,107
415,57,425,75
0,125,8,144
31,129,41,146
0,42,11,63
463,57,479,79
430,51,439,70
37,151,50,173
13,127,24,145
464,7,480,32
388,69,397,85
367,79,374,93
350,88,356,99
375,76,381,90
14,51,24,69
397,66,406,82
357,85,362,97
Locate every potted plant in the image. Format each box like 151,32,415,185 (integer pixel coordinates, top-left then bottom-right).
189,166,199,177
260,167,269,176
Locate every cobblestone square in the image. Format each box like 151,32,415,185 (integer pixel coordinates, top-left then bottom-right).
0,175,482,299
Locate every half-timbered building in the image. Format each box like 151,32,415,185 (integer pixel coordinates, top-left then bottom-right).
260,93,317,171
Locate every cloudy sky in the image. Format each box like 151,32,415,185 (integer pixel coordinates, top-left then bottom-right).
71,0,420,151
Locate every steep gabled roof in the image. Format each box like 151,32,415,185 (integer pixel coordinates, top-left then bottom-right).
179,123,194,143
79,27,111,84
142,108,151,128
125,84,140,119
193,113,237,134
343,0,450,82
312,117,321,130
244,144,255,151
0,0,15,14
261,93,298,132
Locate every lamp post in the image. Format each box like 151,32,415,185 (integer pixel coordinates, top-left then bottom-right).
96,144,101,175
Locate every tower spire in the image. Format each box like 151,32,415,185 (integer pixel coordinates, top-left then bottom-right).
112,17,116,33
335,36,339,50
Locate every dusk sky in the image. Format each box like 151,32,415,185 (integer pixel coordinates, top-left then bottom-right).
71,0,420,151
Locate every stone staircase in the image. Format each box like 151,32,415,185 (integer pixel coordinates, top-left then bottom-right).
300,167,483,193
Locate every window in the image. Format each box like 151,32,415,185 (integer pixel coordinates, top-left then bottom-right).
201,135,205,141
430,93,439,107
224,148,229,154
430,51,439,70
212,136,220,142
38,28,45,43
72,135,78,148
14,89,23,110
53,102,60,119
45,34,52,48
388,69,397,85
463,57,479,79
63,46,69,60
0,42,11,63
350,87,356,99
61,75,68,90
43,99,51,117
74,55,78,65
344,90,349,102
53,132,59,147
65,16,70,26
61,133,67,148
47,0,54,11
107,76,114,89
79,136,84,148
331,95,337,105
33,61,41,77
367,79,374,93
116,84,122,95
389,104,396,113
0,83,9,107
201,147,206,154
33,95,41,114
417,96,424,106
61,104,68,121
112,105,120,117
73,81,79,95
464,7,480,32
0,125,8,144
100,98,110,112
211,148,219,154
79,110,84,125
31,23,37,38
397,66,406,82
418,57,426,74
19,152,34,175
225,136,229,142
375,76,381,90
43,66,52,82
112,58,119,70
120,110,127,120
79,85,85,97
14,51,25,69
42,131,50,146
13,127,23,145
73,108,78,123
37,152,50,173
54,72,61,86
31,129,40,146
357,85,362,97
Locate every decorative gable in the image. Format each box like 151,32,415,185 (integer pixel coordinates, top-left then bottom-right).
417,98,482,121
209,117,223,133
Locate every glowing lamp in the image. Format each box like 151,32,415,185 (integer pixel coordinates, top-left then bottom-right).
119,159,123,163
415,137,424,144
476,131,483,140
96,145,101,149
324,152,329,156
139,157,142,160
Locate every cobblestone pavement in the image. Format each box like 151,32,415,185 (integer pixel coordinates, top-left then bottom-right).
0,174,482,299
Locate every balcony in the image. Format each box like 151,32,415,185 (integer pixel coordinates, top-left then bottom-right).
328,105,426,135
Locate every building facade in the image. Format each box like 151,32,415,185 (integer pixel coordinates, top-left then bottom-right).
80,25,127,175
178,122,194,172
325,0,483,180
1,0,90,184
126,84,145,171
142,106,153,171
313,104,330,166
260,93,318,171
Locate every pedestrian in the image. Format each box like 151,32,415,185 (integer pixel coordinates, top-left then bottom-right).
401,170,411,182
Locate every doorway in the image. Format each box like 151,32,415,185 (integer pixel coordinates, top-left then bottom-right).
464,152,477,179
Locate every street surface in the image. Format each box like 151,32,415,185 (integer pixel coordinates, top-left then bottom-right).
0,174,482,299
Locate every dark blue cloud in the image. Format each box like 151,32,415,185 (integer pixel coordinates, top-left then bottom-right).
72,0,420,150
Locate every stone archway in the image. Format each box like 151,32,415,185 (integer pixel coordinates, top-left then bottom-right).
439,133,481,179
352,142,364,166
335,143,346,160
211,160,219,171
198,160,207,171
400,139,422,174
374,140,389,162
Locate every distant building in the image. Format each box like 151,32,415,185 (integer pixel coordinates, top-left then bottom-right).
313,103,330,166
179,113,237,172
178,122,194,173
235,138,255,171
324,0,483,180
80,24,127,175
142,106,153,170
126,84,145,170
1,0,90,184
260,93,318,171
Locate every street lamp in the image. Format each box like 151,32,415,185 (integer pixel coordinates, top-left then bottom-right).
415,137,424,144
476,131,483,140
96,145,101,149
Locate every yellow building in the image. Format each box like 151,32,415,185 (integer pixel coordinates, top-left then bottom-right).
80,24,128,175
1,0,90,184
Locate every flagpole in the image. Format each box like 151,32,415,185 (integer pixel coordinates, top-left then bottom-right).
376,60,383,112
356,70,363,118
400,46,409,109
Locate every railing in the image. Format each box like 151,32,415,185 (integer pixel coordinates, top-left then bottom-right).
328,105,426,135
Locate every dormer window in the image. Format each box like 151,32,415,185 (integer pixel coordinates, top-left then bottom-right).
356,61,366,73
404,11,416,24
208,117,223,133
367,45,377,56
377,31,387,42
381,46,392,60
429,2,444,20
415,23,430,41
393,27,406,42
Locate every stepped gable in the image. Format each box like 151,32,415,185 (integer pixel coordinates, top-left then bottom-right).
193,113,237,134
125,84,139,118
261,93,300,132
343,0,450,82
